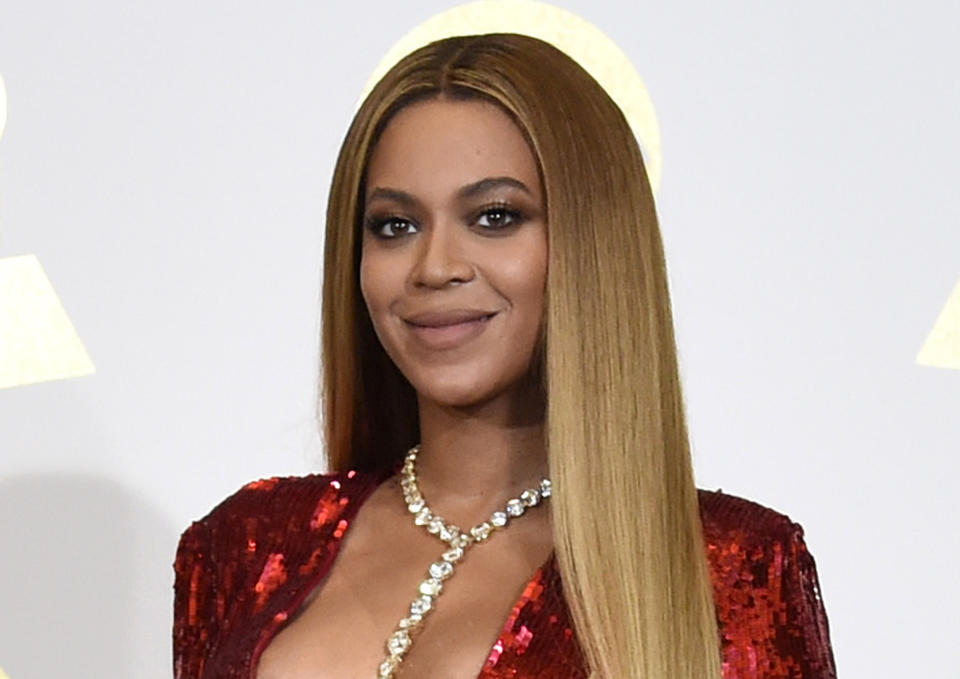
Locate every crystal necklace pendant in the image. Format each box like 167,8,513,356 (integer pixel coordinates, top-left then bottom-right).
376,444,552,679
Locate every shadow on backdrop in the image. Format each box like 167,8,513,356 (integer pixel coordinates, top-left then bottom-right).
0,473,177,679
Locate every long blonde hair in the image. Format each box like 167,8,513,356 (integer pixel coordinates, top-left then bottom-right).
320,33,721,679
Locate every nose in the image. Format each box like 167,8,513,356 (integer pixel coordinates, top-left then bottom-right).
410,221,474,289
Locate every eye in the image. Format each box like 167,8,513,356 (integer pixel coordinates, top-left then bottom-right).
475,204,524,230
364,215,419,239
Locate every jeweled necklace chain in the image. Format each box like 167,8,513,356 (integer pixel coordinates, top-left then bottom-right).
376,444,552,679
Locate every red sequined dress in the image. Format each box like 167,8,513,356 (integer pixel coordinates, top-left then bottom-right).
173,463,837,678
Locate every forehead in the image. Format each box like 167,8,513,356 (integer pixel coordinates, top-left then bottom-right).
364,98,541,201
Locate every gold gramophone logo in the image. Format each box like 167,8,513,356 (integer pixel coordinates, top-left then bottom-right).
0,72,95,389
917,277,960,370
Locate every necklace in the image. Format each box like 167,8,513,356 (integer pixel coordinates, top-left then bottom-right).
375,444,552,679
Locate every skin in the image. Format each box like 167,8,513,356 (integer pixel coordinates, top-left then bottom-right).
255,97,556,679
359,96,551,521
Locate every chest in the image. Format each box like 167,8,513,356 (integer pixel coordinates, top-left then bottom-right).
256,582,515,679
254,509,555,679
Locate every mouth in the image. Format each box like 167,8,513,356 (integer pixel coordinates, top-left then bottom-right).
402,309,499,350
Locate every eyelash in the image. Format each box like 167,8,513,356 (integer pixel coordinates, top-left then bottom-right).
363,202,525,239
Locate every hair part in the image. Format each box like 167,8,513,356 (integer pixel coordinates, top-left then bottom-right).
320,33,721,679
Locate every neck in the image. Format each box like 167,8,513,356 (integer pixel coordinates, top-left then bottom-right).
412,384,548,522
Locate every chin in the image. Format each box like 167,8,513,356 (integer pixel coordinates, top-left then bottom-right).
417,381,500,409
410,368,509,410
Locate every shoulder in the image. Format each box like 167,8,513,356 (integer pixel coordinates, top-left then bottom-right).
696,488,837,678
172,469,390,677
695,486,814,601
696,486,806,547
195,471,355,525
175,468,386,565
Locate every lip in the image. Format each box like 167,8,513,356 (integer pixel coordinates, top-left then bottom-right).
405,309,498,327
403,309,499,350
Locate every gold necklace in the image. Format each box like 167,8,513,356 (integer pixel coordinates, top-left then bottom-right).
376,444,552,678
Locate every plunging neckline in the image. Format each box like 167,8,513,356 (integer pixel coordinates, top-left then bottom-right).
248,464,557,679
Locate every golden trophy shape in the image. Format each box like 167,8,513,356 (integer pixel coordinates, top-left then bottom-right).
0,72,95,389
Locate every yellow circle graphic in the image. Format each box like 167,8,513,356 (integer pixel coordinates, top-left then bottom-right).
357,0,663,193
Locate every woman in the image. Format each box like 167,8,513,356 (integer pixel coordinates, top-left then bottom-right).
174,33,836,679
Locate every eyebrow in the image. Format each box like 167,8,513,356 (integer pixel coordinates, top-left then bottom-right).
365,176,532,207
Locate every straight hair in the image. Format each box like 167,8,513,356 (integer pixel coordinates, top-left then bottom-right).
320,33,722,679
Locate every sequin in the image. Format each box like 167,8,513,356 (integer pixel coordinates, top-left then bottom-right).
309,486,343,530
243,478,279,492
173,471,836,678
253,554,287,609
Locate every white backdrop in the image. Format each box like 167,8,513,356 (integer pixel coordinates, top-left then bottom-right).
1,1,958,677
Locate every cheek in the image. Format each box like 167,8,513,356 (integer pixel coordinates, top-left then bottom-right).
496,233,548,312
359,247,408,361
358,254,374,311
358,248,392,316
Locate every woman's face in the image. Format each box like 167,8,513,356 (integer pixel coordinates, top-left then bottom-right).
359,97,547,409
